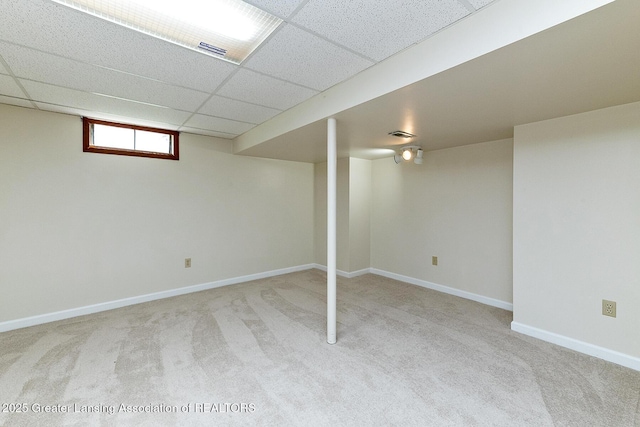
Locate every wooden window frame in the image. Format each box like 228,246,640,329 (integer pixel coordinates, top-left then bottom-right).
83,117,179,160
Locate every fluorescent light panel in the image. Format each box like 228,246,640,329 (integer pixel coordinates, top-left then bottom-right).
51,0,282,64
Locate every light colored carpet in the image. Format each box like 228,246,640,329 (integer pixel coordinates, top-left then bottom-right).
0,270,638,426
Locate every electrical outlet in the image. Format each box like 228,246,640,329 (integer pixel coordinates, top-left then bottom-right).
602,299,616,318
185,258,191,268
432,256,438,266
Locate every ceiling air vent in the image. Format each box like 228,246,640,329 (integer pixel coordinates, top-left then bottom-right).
388,130,415,138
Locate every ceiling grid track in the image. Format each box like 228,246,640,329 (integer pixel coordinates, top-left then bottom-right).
0,52,38,109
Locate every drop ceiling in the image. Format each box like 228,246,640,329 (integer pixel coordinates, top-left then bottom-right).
240,0,640,162
1,0,639,163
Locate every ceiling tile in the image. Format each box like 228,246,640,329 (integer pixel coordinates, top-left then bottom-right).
179,127,238,140
198,96,281,124
0,74,25,98
244,0,306,18
244,24,374,91
217,69,318,110
183,114,255,135
292,0,470,61
0,96,34,109
467,0,495,9
0,0,237,92
21,80,191,126
32,103,183,131
0,59,8,74
0,42,210,112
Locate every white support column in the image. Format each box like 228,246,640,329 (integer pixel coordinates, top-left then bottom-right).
327,118,337,345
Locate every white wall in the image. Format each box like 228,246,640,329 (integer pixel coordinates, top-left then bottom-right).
0,104,314,323
513,101,640,359
348,158,371,272
314,158,372,274
371,139,514,304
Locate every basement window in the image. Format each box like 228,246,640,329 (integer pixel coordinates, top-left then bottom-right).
83,117,179,160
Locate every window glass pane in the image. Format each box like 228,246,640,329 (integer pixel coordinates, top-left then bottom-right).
83,117,179,160
93,124,134,150
135,130,172,154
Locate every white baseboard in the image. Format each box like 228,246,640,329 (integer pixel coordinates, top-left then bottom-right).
511,322,640,372
0,264,316,333
10,266,631,373
312,265,512,311
370,268,514,312
0,264,512,333
312,264,371,279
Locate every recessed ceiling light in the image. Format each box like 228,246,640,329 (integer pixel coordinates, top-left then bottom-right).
50,0,282,64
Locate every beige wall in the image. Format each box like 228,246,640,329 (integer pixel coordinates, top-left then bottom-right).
313,163,325,266
0,104,314,323
513,101,640,357
347,158,372,272
314,158,371,273
371,139,514,303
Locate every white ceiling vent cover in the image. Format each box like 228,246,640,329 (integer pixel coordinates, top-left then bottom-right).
388,130,415,138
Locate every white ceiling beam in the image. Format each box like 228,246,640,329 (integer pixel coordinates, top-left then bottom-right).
233,0,614,155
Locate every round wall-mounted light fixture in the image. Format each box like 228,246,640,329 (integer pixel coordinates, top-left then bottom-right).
402,148,413,161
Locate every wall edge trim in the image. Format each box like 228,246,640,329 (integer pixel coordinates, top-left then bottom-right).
369,268,513,311
312,264,371,278
0,264,316,333
511,321,640,372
